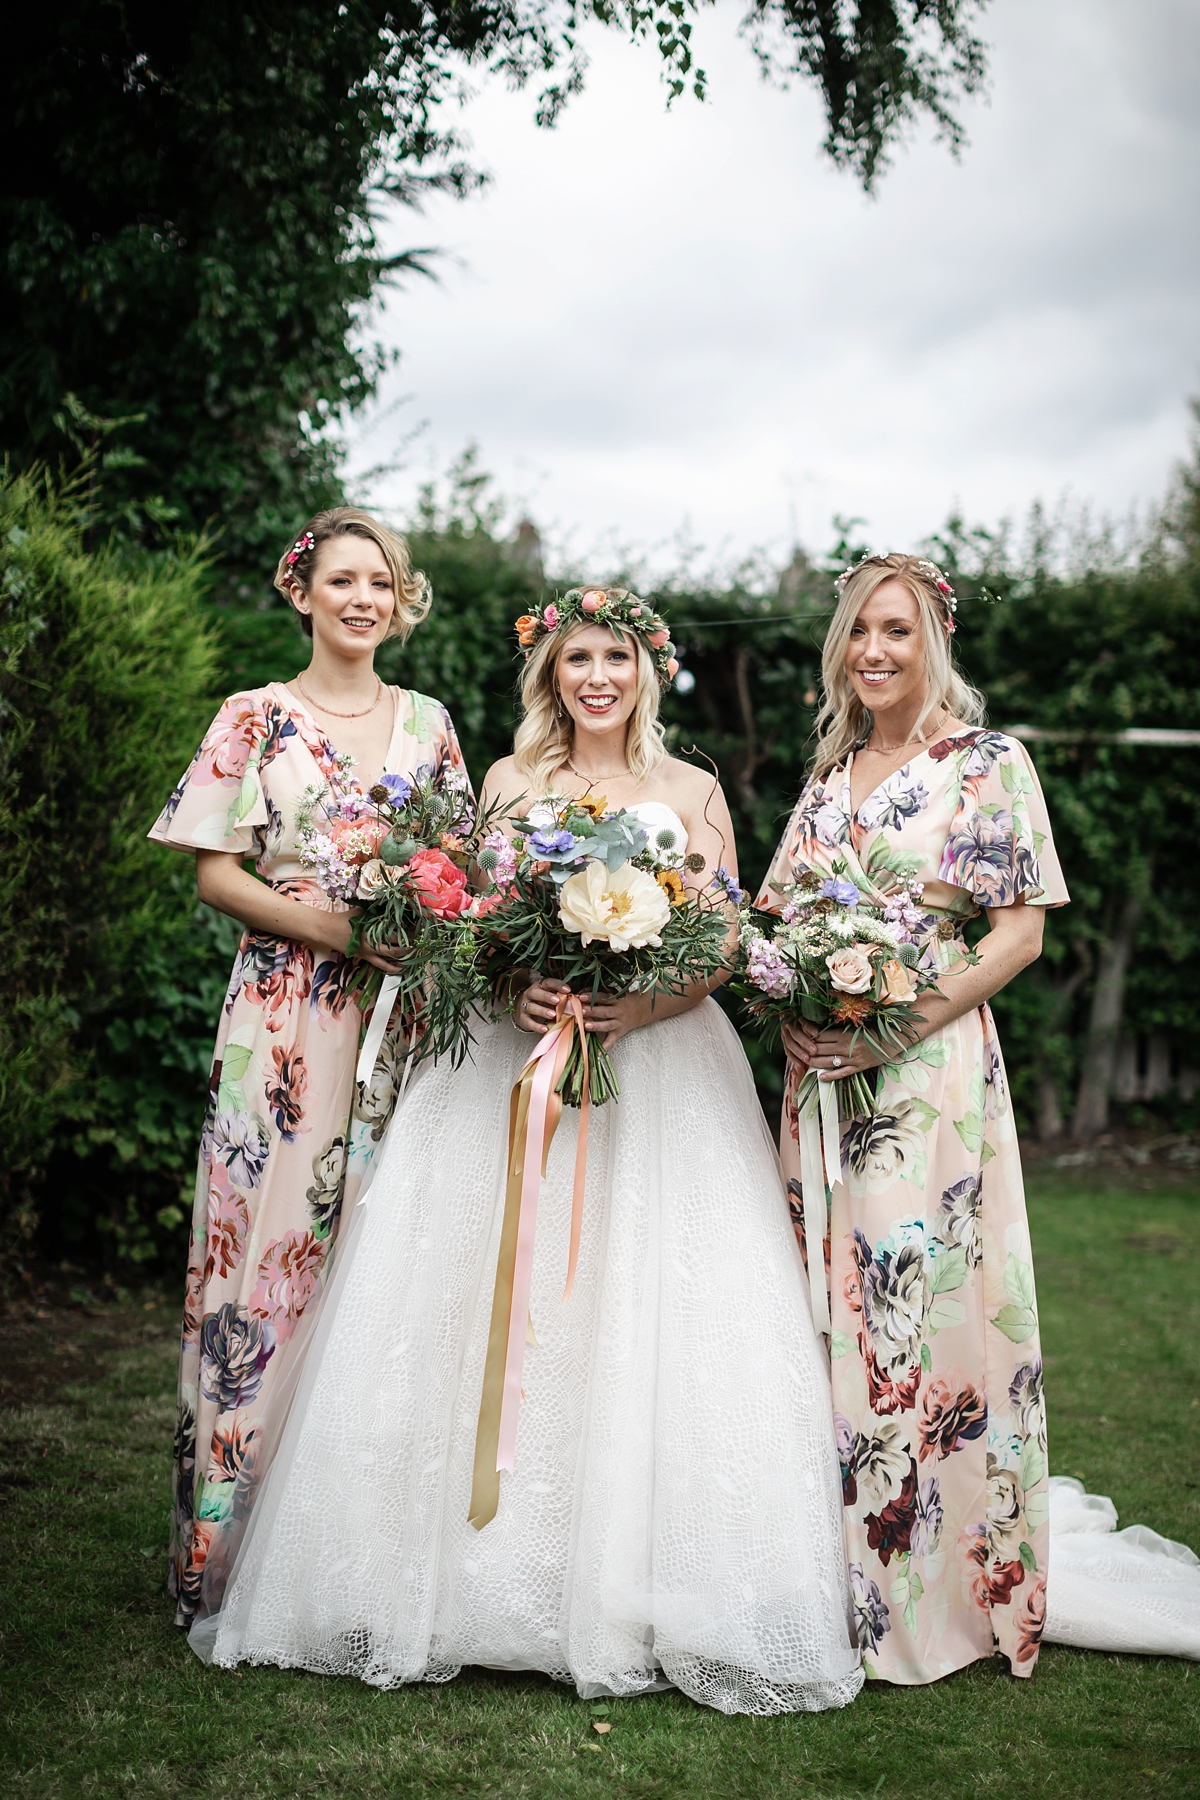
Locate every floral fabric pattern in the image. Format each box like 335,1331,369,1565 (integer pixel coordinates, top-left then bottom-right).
149,682,471,1626
755,731,1068,1684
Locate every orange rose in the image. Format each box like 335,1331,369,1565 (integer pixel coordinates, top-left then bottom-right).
879,957,918,1004
515,614,538,647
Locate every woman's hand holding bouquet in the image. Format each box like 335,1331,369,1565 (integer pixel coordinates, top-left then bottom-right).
296,770,510,1064
734,862,959,1121
468,795,734,1105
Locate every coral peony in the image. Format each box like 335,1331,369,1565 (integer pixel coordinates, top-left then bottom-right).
407,846,468,918
647,628,670,648
581,590,605,613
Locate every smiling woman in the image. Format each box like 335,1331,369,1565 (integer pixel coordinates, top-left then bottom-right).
147,506,471,1629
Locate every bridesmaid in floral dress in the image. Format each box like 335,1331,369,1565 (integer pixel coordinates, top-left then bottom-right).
756,552,1069,1685
149,509,471,1626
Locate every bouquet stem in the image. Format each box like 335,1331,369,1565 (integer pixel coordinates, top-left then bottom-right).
794,1065,880,1122
556,1031,619,1108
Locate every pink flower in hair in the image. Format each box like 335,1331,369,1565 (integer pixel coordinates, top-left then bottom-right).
543,603,560,630
581,590,604,613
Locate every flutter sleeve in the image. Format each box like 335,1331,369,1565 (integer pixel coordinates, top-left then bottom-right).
753,777,822,913
937,734,1069,910
147,691,271,856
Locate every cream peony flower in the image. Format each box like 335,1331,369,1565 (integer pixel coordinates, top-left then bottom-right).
827,946,874,994
558,859,670,952
878,956,918,1004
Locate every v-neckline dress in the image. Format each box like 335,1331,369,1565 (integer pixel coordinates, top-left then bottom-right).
756,729,1070,1684
149,681,472,1627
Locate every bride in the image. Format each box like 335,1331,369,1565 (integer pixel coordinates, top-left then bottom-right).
188,589,864,1714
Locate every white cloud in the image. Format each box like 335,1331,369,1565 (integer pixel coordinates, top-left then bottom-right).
348,0,1200,574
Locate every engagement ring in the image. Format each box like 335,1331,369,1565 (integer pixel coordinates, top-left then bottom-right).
832,1055,843,1068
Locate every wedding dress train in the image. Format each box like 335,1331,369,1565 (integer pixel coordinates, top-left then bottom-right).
1045,1478,1200,1659
191,996,864,1714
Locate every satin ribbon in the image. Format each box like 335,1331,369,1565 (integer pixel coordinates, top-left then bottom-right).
469,993,591,1530
355,973,401,1087
794,1072,841,1337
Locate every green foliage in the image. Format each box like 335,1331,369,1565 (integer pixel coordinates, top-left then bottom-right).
0,464,222,1246
932,508,1200,1130
0,4,991,584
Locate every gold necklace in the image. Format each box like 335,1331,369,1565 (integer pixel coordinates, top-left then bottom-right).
565,756,631,785
865,708,948,754
296,673,383,719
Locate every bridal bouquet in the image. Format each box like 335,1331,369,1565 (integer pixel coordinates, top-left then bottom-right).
468,795,733,1105
296,770,503,1063
734,864,948,1120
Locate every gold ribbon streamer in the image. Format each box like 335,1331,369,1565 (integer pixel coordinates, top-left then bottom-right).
469,994,591,1530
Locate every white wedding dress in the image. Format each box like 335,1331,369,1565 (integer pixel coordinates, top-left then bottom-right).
190,805,864,1714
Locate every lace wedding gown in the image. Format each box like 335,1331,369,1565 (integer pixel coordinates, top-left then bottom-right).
190,806,864,1715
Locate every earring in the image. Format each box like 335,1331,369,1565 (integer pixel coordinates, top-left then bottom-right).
554,691,565,720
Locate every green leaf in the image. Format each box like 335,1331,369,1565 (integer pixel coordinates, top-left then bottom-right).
1003,1254,1036,1312
927,1295,966,1335
909,1568,924,1603
1018,1539,1038,1572
931,1247,968,1294
234,769,260,823
918,1038,951,1069
1020,1439,1047,1493
920,1342,932,1373
992,1304,1037,1344
906,1098,941,1132
953,1115,984,1155
222,1044,253,1082
980,1140,996,1165
829,1330,853,1360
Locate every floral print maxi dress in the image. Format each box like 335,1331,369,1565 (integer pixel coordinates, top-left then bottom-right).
755,730,1069,1685
149,683,471,1626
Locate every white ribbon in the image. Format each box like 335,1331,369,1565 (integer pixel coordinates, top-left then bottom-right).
795,1074,841,1337
355,973,401,1087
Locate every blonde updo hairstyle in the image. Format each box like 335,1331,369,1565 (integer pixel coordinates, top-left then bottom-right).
812,552,986,778
272,506,431,643
513,618,668,794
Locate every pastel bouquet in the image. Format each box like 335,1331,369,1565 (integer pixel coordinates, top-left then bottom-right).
297,769,502,1063
734,863,948,1120
468,795,734,1105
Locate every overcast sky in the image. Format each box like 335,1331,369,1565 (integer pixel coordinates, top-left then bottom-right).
347,0,1200,580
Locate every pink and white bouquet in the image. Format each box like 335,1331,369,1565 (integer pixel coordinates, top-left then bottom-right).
734,863,948,1119
297,769,503,1062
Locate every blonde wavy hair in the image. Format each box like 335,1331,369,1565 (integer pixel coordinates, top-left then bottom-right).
513,619,668,792
811,553,986,778
272,506,431,643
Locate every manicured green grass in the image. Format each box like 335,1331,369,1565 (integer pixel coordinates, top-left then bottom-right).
2,1171,1198,1799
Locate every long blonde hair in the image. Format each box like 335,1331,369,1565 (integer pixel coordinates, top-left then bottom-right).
272,506,431,643
513,619,667,793
811,553,986,778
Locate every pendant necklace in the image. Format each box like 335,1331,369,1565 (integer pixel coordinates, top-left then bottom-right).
297,673,383,719
865,706,948,755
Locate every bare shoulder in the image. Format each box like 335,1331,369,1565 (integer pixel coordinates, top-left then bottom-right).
659,754,729,812
480,754,529,812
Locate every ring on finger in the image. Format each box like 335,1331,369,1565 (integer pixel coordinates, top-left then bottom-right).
832,1055,843,1068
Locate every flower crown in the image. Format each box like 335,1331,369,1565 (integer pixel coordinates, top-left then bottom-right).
514,587,680,688
835,552,958,613
286,530,316,570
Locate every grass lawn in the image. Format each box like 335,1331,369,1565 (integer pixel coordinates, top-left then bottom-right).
2,1167,1198,1799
